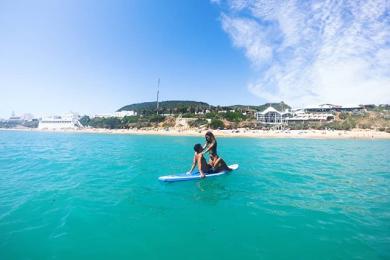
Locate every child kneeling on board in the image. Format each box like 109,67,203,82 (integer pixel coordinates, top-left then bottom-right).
208,153,232,173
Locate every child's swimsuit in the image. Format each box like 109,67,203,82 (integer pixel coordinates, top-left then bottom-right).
207,141,217,156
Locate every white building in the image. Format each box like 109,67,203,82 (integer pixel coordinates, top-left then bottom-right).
38,113,82,130
256,107,292,125
286,111,334,122
94,110,137,118
304,104,365,113
7,116,24,123
114,111,137,117
93,114,112,119
21,113,34,121
256,106,334,125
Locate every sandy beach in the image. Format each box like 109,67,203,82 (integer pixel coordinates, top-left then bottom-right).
2,127,390,139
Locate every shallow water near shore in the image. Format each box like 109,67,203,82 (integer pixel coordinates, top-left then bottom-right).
0,131,389,259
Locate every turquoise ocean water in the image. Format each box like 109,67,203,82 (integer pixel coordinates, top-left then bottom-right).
0,131,389,259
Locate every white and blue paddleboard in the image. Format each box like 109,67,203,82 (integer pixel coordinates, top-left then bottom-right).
158,164,239,182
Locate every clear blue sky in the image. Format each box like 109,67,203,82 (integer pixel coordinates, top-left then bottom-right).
0,0,258,118
1,0,389,118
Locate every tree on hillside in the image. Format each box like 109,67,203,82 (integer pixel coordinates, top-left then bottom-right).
210,119,224,129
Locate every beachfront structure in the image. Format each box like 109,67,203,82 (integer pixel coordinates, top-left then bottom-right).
7,116,24,124
256,106,334,125
93,114,112,118
304,104,365,113
286,111,334,122
114,111,137,117
38,113,82,130
5,113,35,123
94,110,137,118
255,107,292,125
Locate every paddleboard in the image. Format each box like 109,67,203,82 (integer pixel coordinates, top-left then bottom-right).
158,164,239,182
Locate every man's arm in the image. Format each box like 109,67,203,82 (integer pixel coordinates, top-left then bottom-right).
197,156,206,178
187,154,197,174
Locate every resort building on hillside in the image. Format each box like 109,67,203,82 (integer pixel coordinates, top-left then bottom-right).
38,113,82,130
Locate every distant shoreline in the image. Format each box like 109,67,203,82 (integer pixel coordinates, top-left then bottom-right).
1,127,390,140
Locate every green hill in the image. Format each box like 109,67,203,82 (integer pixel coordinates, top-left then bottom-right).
118,100,290,113
227,102,291,112
118,100,211,113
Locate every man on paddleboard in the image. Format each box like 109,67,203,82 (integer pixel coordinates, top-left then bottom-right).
187,143,211,178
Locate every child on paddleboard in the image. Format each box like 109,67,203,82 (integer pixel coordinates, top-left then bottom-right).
187,143,211,178
202,131,217,157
